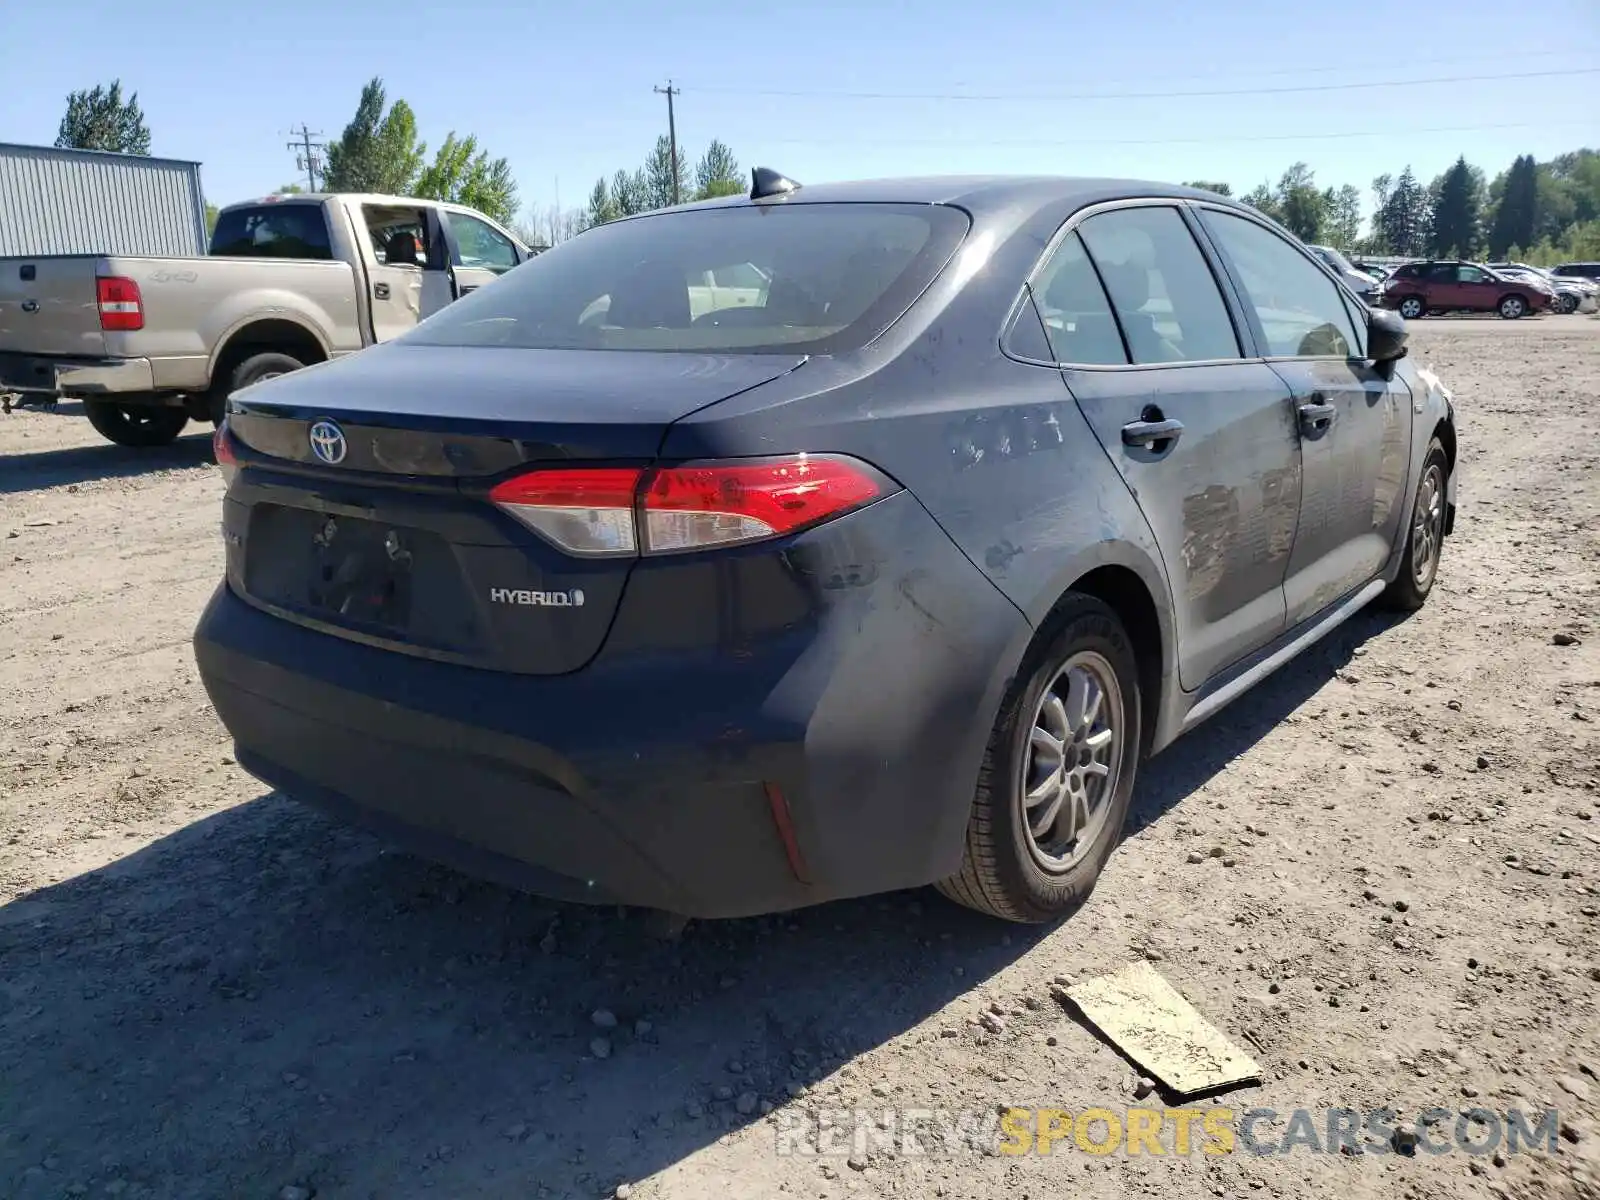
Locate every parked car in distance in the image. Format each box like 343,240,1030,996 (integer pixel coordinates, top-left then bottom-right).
194,171,1459,925
1306,243,1379,301
1377,259,1553,319
1552,261,1600,282
1487,262,1594,314
0,192,532,447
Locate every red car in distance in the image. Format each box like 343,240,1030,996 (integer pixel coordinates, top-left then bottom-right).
1378,260,1554,320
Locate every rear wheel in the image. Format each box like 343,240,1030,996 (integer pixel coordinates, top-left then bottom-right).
83,399,190,448
1497,294,1527,320
1397,296,1425,319
1381,438,1449,611
210,350,308,424
935,595,1142,923
1556,293,1578,315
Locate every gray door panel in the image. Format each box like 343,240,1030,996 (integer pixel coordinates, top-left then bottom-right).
1064,361,1301,690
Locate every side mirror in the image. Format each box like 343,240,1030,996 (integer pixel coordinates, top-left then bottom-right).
1367,305,1408,365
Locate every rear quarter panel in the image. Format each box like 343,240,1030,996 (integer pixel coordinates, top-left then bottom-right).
98,255,362,390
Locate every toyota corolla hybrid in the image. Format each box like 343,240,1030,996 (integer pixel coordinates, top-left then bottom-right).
195,170,1458,924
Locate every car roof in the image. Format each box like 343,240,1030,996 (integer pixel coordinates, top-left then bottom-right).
634,174,1242,220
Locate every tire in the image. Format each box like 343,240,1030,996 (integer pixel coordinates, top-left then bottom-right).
1381,438,1449,612
935,595,1143,923
83,399,190,448
1397,296,1425,319
209,350,308,424
1556,293,1578,315
1497,294,1527,320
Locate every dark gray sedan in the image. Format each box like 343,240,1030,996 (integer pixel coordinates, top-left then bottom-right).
195,171,1459,924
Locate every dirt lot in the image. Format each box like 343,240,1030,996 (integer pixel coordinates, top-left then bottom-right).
2,316,1598,1200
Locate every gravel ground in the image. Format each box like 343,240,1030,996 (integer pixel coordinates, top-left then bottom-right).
2,316,1597,1200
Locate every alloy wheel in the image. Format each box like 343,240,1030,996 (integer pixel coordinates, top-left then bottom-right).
1020,651,1124,872
1411,462,1446,590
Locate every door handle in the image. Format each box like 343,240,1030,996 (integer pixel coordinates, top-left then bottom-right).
1121,417,1185,448
1297,400,1337,436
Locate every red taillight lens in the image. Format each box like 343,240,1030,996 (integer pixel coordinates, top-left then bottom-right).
96,275,144,331
487,454,888,557
213,418,239,485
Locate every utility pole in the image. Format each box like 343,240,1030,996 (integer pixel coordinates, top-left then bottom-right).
286,124,326,191
653,81,681,205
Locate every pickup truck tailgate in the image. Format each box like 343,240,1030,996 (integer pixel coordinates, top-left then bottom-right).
0,257,108,357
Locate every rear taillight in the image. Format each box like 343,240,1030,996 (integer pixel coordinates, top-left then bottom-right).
96,275,144,331
213,418,239,485
488,453,890,557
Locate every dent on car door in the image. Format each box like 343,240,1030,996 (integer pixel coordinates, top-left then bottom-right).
1042,204,1302,692
1195,207,1411,625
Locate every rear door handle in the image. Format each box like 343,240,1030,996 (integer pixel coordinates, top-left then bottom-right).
1297,400,1337,436
1121,418,1185,448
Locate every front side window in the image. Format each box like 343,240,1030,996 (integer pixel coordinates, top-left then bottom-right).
1198,209,1361,359
1075,205,1240,364
407,202,970,354
1457,265,1490,284
447,211,519,274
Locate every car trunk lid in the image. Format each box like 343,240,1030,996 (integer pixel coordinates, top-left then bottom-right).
222,342,807,675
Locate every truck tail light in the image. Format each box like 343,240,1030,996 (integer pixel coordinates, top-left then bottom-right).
96,276,144,331
213,417,239,486
488,454,892,557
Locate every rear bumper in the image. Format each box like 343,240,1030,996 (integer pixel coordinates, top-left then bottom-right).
0,351,154,396
193,490,1031,919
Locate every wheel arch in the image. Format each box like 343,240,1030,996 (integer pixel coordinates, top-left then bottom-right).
208,318,330,390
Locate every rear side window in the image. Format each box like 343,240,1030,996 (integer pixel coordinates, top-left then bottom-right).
406,202,970,354
1029,232,1127,365
1197,210,1360,359
210,205,333,260
1075,206,1240,364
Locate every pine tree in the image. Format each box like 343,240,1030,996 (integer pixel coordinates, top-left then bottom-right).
55,80,151,155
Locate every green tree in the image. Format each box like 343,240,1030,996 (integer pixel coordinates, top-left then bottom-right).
611,168,648,217
414,133,519,226
643,135,688,209
1322,184,1362,249
694,139,743,199
322,77,426,195
1275,162,1326,242
1428,155,1482,258
1181,180,1232,196
1241,183,1282,223
55,80,151,155
204,203,219,236
1377,166,1430,256
586,178,617,227
1487,154,1538,258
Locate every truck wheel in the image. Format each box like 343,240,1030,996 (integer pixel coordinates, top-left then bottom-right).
231,351,305,392
83,400,190,448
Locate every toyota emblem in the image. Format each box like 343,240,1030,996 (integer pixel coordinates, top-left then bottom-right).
308,420,347,465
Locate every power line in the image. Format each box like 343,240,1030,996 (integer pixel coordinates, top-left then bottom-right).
286,124,326,191
653,81,682,205
753,118,1597,151
683,46,1600,97
680,65,1600,103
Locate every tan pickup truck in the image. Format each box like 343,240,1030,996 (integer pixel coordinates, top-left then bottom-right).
0,192,533,446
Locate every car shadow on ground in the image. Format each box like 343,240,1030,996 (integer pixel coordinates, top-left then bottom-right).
0,606,1405,1199
0,424,216,494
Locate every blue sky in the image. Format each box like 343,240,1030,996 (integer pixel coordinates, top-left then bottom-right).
4,0,1596,226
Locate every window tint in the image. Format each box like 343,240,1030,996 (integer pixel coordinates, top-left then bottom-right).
1076,206,1239,364
210,204,333,260
710,262,769,289
1198,210,1361,358
407,203,970,354
1393,263,1421,279
447,211,519,274
1029,231,1127,364
1425,263,1456,281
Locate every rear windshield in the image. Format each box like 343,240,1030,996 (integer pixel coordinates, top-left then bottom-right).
210,204,334,260
405,202,970,354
